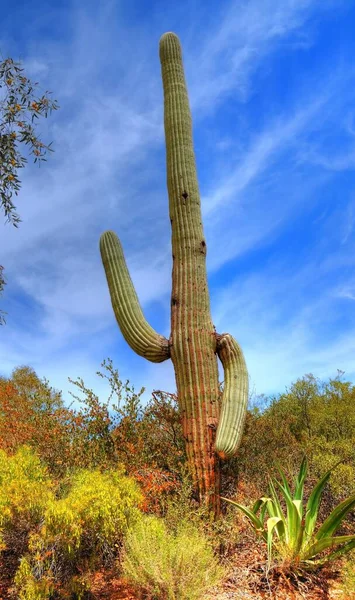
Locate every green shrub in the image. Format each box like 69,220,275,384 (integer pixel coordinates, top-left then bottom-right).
236,374,355,503
159,469,239,558
44,467,142,553
122,515,225,600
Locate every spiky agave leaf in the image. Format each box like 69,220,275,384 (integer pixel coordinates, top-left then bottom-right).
294,456,308,502
221,497,267,542
273,477,302,551
266,516,283,568
223,459,355,572
303,534,355,563
304,468,332,539
314,494,355,541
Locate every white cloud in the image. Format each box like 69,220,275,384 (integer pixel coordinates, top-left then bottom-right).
1,0,354,405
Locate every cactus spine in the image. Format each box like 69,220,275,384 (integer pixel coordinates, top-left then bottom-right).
100,32,248,512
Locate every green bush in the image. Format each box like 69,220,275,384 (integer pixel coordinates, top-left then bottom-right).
159,469,240,558
236,374,355,504
311,437,355,498
122,515,225,600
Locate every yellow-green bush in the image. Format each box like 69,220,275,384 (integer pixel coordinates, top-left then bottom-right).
15,466,142,599
0,446,54,551
122,515,225,600
14,557,55,600
311,438,355,498
15,555,91,600
160,470,240,558
43,467,142,557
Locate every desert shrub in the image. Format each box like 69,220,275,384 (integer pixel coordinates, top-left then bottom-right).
234,409,303,494
0,446,54,552
311,437,355,499
14,466,142,599
45,468,142,552
234,373,355,506
66,361,185,473
14,557,56,600
15,554,92,600
132,465,181,514
66,360,185,513
152,467,239,557
65,371,119,470
0,367,74,476
141,390,185,475
122,514,225,600
0,360,184,524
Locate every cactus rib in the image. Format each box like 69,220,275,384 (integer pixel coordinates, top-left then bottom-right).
100,231,170,363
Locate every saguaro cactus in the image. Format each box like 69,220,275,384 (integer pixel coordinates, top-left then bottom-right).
100,32,248,512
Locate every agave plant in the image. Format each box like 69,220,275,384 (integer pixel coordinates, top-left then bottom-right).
222,458,355,570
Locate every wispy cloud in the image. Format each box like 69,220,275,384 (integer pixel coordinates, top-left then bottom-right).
212,238,355,394
187,0,337,109
1,0,355,403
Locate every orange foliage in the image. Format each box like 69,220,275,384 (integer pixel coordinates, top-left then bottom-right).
0,362,187,508
0,367,73,474
131,465,181,514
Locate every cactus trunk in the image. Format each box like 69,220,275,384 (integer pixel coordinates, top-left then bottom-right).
100,32,248,514
160,33,221,506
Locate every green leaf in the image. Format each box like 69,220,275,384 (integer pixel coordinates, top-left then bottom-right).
260,499,269,524
304,534,355,560
293,499,302,520
275,463,292,497
254,497,271,525
267,516,283,568
320,538,355,564
274,478,301,549
263,491,286,540
304,469,331,539
268,479,285,520
251,497,267,514
294,516,306,557
221,497,267,541
294,456,307,502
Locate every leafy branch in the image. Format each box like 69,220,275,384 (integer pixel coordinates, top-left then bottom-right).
0,57,59,226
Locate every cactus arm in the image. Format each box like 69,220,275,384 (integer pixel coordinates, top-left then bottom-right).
100,230,170,363
215,333,248,459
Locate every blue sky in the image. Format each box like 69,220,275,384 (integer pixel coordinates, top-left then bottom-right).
1,0,355,406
